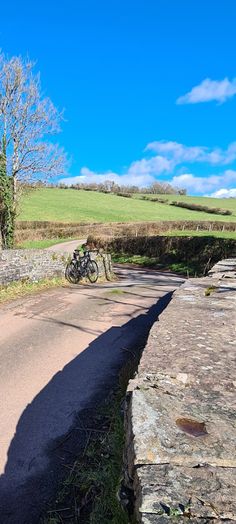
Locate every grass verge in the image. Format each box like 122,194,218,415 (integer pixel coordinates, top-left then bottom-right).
0,277,65,305
42,389,131,524
112,253,198,276
112,253,158,266
163,229,236,239
16,237,77,249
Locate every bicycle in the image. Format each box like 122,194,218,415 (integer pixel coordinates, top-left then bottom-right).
65,249,99,284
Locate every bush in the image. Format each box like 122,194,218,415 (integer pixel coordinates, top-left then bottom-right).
141,196,168,204
170,201,232,216
114,192,132,198
88,234,236,275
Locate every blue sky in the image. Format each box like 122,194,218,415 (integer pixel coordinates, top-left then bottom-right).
1,0,236,196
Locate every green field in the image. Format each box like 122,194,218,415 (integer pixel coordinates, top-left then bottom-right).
18,188,236,223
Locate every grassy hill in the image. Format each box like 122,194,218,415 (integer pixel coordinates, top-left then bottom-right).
18,188,236,223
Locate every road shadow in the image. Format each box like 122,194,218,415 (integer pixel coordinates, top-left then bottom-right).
0,292,173,524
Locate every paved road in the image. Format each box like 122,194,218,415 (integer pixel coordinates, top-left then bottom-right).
0,266,183,523
46,239,87,254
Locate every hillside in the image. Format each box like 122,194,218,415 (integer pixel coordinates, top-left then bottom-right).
18,188,236,223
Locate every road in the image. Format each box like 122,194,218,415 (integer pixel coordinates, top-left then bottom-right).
0,264,183,523
46,239,87,253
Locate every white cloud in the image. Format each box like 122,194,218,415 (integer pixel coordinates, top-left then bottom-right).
127,155,172,176
146,141,207,163
210,188,236,198
171,174,213,194
146,140,236,166
171,170,236,196
177,78,236,105
61,168,236,196
60,168,156,188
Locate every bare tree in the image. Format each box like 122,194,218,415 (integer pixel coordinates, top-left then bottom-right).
0,52,67,246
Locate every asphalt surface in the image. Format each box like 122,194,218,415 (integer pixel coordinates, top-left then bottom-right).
46,239,87,254
0,263,183,523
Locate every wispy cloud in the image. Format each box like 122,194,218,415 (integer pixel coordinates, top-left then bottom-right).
177,78,236,105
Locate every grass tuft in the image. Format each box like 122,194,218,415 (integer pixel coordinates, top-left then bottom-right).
205,285,219,296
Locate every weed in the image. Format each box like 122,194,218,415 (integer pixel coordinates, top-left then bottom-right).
107,288,125,294
205,286,219,296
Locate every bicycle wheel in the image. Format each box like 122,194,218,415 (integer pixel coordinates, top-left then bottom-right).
87,260,99,283
65,260,80,284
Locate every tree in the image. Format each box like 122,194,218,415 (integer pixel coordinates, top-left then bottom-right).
0,136,14,248
0,52,67,247
149,181,177,194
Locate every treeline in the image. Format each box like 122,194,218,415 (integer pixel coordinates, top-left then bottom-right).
57,180,187,195
31,179,187,195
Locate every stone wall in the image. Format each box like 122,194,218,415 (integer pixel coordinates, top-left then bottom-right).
124,259,236,523
0,249,112,285
0,249,69,285
90,252,113,280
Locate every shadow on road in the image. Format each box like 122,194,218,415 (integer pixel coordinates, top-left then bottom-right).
0,292,173,524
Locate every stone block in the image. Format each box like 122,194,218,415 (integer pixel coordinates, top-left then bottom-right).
136,465,236,522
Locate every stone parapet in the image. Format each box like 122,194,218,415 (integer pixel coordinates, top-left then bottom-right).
125,261,236,522
208,257,236,279
0,249,112,285
0,249,69,285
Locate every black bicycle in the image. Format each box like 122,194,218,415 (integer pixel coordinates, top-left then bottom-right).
65,250,99,284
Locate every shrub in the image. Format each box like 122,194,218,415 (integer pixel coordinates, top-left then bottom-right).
114,192,132,198
170,201,232,216
141,196,168,204
88,234,236,275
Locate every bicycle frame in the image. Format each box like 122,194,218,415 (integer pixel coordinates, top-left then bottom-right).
65,249,99,284
73,250,95,275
